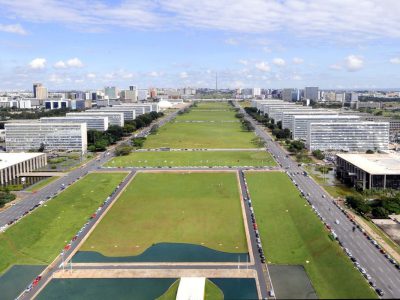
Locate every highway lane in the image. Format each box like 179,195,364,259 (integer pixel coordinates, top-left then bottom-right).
236,102,400,298
0,108,184,229
238,169,274,299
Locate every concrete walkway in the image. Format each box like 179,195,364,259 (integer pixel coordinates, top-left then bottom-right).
176,277,205,300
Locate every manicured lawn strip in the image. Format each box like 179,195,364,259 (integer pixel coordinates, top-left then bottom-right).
25,176,59,192
144,122,256,149
156,279,180,300
245,172,376,299
177,110,238,121
193,102,233,110
0,173,126,275
81,172,247,256
105,151,275,167
204,279,224,300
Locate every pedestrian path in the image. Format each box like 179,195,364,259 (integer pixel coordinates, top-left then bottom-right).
176,277,205,300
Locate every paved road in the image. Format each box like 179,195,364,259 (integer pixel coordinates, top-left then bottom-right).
238,169,274,299
236,102,400,299
0,108,184,229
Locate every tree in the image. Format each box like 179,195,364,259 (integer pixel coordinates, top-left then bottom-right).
115,143,133,156
38,142,45,152
366,149,375,154
150,124,159,134
131,137,146,148
371,207,389,218
277,121,282,129
346,195,371,215
312,149,325,160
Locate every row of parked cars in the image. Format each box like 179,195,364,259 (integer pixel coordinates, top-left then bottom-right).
21,178,126,297
333,200,400,271
286,171,387,297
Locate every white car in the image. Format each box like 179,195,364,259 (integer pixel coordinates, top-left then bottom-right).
335,219,340,225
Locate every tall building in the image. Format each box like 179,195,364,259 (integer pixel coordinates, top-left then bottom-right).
104,86,118,99
252,88,261,97
304,87,319,101
306,122,389,152
149,88,157,98
5,123,87,153
40,116,109,131
33,83,48,99
281,89,294,101
344,92,359,108
120,90,138,103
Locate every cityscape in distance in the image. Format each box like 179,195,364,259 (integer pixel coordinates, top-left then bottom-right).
0,1,400,300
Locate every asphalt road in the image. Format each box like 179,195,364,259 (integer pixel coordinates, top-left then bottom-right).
238,169,274,299
0,108,183,229
236,102,400,299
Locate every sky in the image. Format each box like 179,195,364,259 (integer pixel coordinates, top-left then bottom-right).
0,0,400,90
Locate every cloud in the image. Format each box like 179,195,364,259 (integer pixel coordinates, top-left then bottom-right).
54,61,67,68
180,71,188,79
29,58,46,69
1,1,400,39
292,57,304,64
66,57,83,68
272,58,285,66
0,23,26,35
238,59,248,66
255,61,271,72
389,57,400,64
224,38,239,45
345,55,364,71
149,71,161,77
86,73,96,79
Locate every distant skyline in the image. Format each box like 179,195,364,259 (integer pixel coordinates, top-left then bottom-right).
1,0,400,90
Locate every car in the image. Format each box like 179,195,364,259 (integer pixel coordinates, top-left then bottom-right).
375,289,384,296
322,195,326,198
369,281,376,287
335,219,340,225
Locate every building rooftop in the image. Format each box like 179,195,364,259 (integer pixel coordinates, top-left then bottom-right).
337,153,400,175
294,115,359,119
0,153,45,170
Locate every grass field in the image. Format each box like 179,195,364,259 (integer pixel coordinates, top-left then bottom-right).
81,172,247,256
144,122,256,149
0,173,126,275
105,151,275,167
193,102,233,110
25,176,59,192
157,279,223,300
177,110,237,121
245,172,376,299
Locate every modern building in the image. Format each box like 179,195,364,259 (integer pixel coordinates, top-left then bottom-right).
120,89,138,102
304,87,319,101
0,153,47,185
281,110,337,130
40,116,109,131
44,99,69,109
336,153,400,190
118,103,159,113
67,112,124,127
104,86,118,99
344,92,358,108
5,123,87,153
306,121,389,152
96,107,136,120
252,88,261,97
292,115,360,140
33,83,48,99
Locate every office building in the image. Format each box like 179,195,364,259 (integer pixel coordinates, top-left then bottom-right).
5,123,87,153
252,88,261,97
67,112,124,127
292,115,360,140
33,83,48,99
336,153,400,190
40,116,109,131
306,122,389,152
44,99,69,109
344,92,358,108
0,153,47,186
282,110,338,130
96,107,136,120
120,89,138,103
304,87,319,101
104,86,118,99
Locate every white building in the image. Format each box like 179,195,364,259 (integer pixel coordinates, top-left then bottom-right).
292,115,360,140
40,116,109,131
252,88,261,97
306,122,389,152
0,153,47,185
96,107,136,120
5,123,87,153
282,110,338,130
67,112,124,127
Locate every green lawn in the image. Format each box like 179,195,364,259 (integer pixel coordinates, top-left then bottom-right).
144,122,256,149
245,172,376,299
177,110,237,121
25,176,59,192
0,173,126,275
204,279,224,300
105,151,275,167
157,280,180,300
81,172,247,256
193,102,233,110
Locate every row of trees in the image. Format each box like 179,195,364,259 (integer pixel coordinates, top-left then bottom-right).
88,111,164,152
235,112,254,131
0,189,16,208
